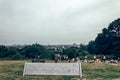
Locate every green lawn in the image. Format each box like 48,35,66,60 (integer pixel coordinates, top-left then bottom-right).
0,60,120,80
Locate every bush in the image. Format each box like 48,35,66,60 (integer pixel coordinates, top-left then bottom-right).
11,53,25,60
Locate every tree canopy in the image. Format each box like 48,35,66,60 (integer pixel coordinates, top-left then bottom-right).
88,18,120,57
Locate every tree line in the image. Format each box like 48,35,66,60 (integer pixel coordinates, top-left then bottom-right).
0,44,57,60
0,18,120,60
0,44,88,60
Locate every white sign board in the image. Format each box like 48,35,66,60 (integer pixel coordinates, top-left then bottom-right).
23,62,82,77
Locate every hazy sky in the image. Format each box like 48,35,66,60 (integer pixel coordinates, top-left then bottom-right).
0,0,120,45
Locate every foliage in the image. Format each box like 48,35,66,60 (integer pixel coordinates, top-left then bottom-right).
0,45,8,58
11,53,25,60
95,18,120,56
63,47,79,58
79,44,89,56
87,40,98,54
6,47,18,58
0,44,53,60
88,18,120,57
21,44,48,59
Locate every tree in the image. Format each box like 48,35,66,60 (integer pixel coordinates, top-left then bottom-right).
95,18,120,56
79,44,89,56
63,47,79,59
5,47,18,58
11,53,25,60
21,44,49,59
0,45,8,58
87,41,98,54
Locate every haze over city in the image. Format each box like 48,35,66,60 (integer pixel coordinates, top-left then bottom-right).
0,0,120,45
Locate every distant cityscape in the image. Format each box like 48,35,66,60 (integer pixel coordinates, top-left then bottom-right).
8,43,81,50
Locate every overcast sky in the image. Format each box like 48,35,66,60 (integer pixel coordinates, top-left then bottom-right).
0,0,120,45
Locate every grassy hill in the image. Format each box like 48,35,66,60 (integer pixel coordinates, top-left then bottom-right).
0,60,120,80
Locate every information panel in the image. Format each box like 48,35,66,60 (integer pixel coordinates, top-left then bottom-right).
23,62,82,77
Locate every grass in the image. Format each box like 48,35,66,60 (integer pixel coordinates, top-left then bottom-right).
82,63,120,80
0,60,120,80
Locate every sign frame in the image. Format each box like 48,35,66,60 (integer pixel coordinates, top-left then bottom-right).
23,62,82,78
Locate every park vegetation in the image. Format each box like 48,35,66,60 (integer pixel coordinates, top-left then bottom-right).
0,18,120,60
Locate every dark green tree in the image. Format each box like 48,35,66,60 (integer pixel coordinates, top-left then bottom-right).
5,47,18,58
0,45,8,58
79,44,89,56
88,40,99,54
21,44,49,59
11,53,25,60
63,47,79,59
95,18,120,56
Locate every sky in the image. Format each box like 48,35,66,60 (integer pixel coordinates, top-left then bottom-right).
0,0,120,45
